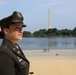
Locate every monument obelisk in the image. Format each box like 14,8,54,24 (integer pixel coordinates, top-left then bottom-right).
48,9,51,29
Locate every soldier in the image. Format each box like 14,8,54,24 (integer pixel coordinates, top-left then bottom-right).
0,11,30,75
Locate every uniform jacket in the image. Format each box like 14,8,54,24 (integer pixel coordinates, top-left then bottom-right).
0,38,30,75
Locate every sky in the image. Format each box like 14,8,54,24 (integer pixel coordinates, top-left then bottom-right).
0,0,76,32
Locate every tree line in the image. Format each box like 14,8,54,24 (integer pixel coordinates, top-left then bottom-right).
23,27,76,37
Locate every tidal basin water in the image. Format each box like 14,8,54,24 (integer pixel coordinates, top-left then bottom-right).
0,37,76,50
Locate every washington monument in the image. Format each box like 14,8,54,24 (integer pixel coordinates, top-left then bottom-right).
48,9,51,29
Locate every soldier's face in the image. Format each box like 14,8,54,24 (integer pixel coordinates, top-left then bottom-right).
3,23,23,43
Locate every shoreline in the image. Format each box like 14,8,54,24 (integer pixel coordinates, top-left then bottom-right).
23,50,76,57
23,50,76,75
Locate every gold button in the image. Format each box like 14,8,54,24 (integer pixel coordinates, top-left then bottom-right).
18,51,20,54
13,48,15,50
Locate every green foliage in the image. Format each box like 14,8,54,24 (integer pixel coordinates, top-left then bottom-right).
46,28,57,36
23,31,32,37
73,27,76,36
23,27,76,37
33,29,47,37
60,29,69,36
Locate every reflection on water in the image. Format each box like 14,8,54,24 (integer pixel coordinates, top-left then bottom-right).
0,37,76,50
74,38,76,46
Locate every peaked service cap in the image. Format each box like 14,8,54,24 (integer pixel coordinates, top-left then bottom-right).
0,11,26,28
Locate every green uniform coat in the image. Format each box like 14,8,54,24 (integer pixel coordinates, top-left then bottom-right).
0,38,30,75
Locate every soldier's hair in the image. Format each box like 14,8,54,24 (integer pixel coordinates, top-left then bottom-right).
0,31,5,39
0,24,10,39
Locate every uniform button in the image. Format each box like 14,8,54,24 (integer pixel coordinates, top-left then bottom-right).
13,48,15,50
18,51,20,54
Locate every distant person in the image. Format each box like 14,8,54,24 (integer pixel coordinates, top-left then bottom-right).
43,47,47,52
0,11,30,75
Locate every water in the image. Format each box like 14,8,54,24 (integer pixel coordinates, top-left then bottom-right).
0,37,76,50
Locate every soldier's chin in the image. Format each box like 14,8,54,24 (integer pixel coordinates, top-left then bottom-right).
17,37,22,41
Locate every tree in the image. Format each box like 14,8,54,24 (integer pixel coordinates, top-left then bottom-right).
46,28,57,36
23,27,76,37
33,31,40,37
73,27,76,36
60,29,69,36
23,31,32,37
46,28,52,36
52,28,57,33
33,29,47,37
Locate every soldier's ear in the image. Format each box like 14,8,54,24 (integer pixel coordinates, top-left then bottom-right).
3,28,9,35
